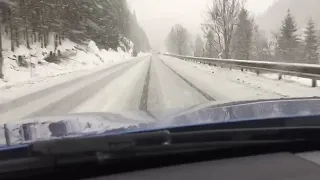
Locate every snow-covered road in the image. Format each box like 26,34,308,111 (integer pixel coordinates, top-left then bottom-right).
1,54,320,123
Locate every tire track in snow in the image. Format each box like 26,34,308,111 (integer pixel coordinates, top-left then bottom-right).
159,57,216,101
139,56,155,118
24,60,142,118
0,60,131,114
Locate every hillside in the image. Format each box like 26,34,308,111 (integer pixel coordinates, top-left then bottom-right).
256,0,320,35
0,0,151,83
0,0,151,86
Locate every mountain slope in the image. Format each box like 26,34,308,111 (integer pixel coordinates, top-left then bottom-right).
256,0,320,35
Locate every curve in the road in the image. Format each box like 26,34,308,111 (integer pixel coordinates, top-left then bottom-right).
159,57,216,101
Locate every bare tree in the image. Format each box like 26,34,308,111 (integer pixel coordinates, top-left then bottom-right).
0,1,9,79
165,24,191,55
194,35,204,57
204,30,221,58
203,0,242,59
251,25,272,61
0,20,2,79
175,25,190,55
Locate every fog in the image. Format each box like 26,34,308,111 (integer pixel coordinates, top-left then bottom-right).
129,0,276,51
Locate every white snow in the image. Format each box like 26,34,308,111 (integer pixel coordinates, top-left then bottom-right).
149,57,208,110
170,54,320,68
0,36,134,89
71,59,150,113
0,61,132,123
0,60,131,104
161,56,320,101
2,115,146,145
170,54,320,88
0,34,153,105
261,73,320,87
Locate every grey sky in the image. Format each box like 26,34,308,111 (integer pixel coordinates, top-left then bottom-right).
129,0,276,51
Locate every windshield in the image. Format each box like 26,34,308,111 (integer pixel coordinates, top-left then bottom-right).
0,0,320,145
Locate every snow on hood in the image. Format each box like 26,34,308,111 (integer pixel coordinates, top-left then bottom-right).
1,97,320,147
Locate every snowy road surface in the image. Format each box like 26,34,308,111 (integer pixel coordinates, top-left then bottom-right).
1,54,320,123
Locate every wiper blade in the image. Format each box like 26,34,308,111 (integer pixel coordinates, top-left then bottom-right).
30,131,171,155
170,126,320,143
30,126,320,156
1,126,320,176
1,127,319,178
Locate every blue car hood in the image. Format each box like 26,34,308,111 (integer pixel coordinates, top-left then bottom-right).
1,97,320,147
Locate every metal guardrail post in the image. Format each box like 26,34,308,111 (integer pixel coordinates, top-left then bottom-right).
312,79,317,87
4,124,11,146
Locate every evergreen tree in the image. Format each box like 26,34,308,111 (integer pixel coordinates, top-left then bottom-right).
125,10,151,52
304,19,319,64
251,25,272,61
204,30,220,58
165,28,177,54
233,8,253,60
194,35,204,57
0,0,151,79
276,9,300,63
0,1,9,79
0,0,150,51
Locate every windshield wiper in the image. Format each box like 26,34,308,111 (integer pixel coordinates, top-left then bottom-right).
0,131,170,176
30,131,171,155
2,126,320,177
29,126,320,156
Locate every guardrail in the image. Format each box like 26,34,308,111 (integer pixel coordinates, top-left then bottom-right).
163,53,320,87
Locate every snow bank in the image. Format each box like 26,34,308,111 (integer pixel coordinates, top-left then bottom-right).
0,37,133,89
100,47,129,63
262,73,320,87
137,52,151,57
180,57,320,88
177,58,320,98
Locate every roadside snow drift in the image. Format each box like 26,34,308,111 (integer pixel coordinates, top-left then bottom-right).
0,37,133,88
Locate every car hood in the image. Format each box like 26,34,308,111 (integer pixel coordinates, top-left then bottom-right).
1,97,320,147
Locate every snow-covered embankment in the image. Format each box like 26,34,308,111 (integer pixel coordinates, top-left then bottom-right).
0,37,134,89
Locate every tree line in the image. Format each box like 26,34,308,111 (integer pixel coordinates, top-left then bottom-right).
165,0,319,65
0,0,151,78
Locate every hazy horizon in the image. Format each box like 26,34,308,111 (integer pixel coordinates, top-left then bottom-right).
129,0,276,51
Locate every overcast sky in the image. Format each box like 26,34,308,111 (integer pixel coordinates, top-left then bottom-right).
129,0,277,51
